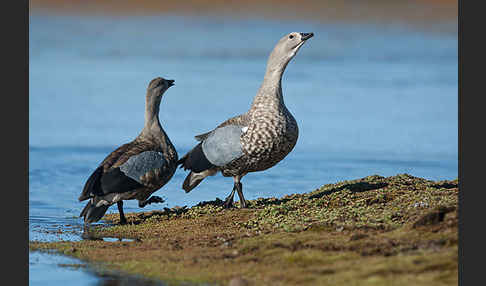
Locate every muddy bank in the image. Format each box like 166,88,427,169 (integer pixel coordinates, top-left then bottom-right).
30,174,458,286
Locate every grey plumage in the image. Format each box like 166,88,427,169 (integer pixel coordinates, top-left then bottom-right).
79,77,178,227
178,32,313,207
119,151,167,184
202,125,244,166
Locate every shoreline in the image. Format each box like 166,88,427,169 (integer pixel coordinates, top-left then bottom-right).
30,174,458,286
30,0,457,32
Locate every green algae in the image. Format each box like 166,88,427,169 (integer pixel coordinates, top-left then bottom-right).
238,174,457,233
30,174,458,286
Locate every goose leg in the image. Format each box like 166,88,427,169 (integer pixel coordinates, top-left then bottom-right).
117,201,127,225
235,181,247,208
138,196,165,208
82,222,90,238
223,187,236,209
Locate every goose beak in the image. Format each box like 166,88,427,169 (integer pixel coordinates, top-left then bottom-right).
167,80,175,87
300,32,314,41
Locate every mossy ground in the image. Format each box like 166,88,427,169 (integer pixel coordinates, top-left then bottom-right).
30,174,458,286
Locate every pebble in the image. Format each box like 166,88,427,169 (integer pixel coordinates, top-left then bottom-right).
413,201,429,208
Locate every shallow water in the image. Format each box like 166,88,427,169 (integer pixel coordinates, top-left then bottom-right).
29,12,457,285
30,251,170,286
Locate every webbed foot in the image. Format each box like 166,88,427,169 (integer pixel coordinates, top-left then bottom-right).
139,196,165,208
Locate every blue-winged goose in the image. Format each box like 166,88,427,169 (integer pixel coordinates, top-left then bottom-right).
79,77,178,226
178,32,313,208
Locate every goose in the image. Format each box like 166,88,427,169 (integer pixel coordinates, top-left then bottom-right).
79,77,178,227
177,32,313,208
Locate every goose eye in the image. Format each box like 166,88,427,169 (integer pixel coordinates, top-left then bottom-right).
289,35,294,39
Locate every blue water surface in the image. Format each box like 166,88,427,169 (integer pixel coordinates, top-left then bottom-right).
29,12,457,285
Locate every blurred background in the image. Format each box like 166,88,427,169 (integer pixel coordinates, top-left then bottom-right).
29,0,457,284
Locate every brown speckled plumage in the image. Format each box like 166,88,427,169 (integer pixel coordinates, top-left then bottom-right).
220,86,299,177
178,32,313,208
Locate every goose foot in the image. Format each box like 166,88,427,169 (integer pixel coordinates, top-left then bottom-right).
81,224,103,240
139,196,165,208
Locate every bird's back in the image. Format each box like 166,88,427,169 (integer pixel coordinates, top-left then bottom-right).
80,137,177,202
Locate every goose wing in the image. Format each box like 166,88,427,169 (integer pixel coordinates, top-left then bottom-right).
201,125,246,167
79,142,167,201
179,124,247,173
78,142,133,201
194,114,249,141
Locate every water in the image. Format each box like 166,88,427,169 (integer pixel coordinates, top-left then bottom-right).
29,251,168,285
29,12,457,285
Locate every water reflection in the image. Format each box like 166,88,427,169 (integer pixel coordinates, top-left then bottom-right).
95,273,167,286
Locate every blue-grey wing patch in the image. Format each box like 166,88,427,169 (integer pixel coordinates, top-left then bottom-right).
119,151,166,184
202,125,244,167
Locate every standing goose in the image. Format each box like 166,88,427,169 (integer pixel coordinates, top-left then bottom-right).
79,77,178,227
178,32,313,208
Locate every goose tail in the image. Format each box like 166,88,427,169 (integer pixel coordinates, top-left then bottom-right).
178,143,218,192
80,197,110,224
182,170,217,193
